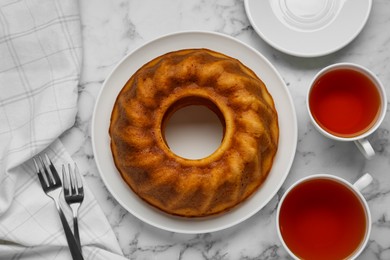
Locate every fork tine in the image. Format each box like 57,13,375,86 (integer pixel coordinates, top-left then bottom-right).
38,155,54,186
74,163,83,195
68,163,77,195
34,157,48,188
46,154,61,185
62,164,70,195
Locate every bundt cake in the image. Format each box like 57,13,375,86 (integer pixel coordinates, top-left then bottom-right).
109,48,279,217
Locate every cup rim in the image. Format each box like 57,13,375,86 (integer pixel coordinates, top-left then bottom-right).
307,62,387,141
276,174,372,260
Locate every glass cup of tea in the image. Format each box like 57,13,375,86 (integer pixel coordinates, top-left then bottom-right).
307,63,387,159
276,173,373,260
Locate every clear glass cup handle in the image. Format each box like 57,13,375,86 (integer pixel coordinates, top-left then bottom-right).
354,138,375,159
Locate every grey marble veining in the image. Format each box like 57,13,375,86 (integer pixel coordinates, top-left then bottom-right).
60,0,390,259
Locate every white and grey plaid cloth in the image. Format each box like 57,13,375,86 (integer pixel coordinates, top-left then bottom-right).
0,0,126,259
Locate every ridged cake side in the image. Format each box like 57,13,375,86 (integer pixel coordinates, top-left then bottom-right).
109,49,279,217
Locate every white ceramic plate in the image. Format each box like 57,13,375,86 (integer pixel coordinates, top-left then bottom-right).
91,31,297,233
245,0,372,57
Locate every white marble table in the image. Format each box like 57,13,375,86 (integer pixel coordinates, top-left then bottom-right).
61,0,390,259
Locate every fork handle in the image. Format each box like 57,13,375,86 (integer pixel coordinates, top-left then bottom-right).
56,203,84,260
73,216,81,249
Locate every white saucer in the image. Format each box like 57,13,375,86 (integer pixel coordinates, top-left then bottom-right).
245,0,372,57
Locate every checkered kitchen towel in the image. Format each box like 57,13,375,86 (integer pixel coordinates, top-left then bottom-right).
0,0,126,259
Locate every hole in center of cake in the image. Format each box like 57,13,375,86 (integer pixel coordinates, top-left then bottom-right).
163,97,225,160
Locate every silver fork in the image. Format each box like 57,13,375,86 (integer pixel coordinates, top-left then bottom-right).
62,163,84,249
33,154,84,260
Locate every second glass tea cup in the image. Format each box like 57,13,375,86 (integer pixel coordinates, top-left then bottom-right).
276,173,373,260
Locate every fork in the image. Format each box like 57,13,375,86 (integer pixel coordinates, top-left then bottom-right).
62,163,84,249
33,154,84,260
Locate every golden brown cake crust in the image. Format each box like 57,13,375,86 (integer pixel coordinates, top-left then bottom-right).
109,49,279,217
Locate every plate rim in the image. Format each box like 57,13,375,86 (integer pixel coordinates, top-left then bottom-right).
244,0,373,57
91,30,298,233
